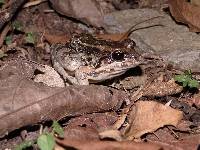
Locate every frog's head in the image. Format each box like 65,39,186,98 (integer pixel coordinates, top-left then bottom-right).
90,39,143,82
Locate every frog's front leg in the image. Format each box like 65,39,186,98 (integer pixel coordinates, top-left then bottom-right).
53,60,79,85
75,66,93,85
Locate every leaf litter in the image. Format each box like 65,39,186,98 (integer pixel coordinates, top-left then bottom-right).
0,0,199,149
169,0,200,32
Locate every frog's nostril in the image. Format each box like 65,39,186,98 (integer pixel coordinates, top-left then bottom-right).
111,51,125,61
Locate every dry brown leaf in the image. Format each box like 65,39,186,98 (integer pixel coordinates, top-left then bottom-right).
0,59,126,136
191,0,200,6
168,134,200,150
49,0,104,27
56,138,174,150
63,113,118,141
124,101,183,139
63,127,99,141
148,133,200,150
189,92,200,107
99,129,123,141
169,0,200,32
44,33,70,44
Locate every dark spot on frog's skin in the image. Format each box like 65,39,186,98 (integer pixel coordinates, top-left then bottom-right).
109,89,114,95
88,71,99,77
87,57,92,62
74,33,133,50
110,68,115,72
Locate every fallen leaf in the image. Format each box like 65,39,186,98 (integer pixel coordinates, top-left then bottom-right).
169,134,200,150
191,0,200,6
63,127,99,141
189,92,200,107
169,0,200,32
63,113,118,141
49,0,104,27
147,133,200,150
55,138,174,150
124,101,183,139
99,129,123,141
44,33,70,44
0,59,126,136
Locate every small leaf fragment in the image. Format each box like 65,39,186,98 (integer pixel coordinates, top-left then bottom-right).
0,0,4,6
174,74,187,83
52,121,64,138
25,32,35,44
188,79,199,88
0,50,7,58
37,133,55,150
15,140,33,150
5,35,12,45
174,70,199,88
12,21,23,31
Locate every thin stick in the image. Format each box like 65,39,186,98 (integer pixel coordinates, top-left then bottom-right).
119,16,164,41
23,0,47,8
0,23,11,48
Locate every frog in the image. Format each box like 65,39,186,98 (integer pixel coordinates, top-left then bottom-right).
51,33,143,85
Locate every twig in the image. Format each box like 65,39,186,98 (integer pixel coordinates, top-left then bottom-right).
23,0,47,8
0,0,27,30
2,0,12,9
119,16,164,41
0,23,11,48
167,126,179,139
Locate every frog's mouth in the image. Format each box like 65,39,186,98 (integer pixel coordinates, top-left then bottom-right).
88,59,141,81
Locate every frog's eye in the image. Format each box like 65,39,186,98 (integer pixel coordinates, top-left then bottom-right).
111,51,125,61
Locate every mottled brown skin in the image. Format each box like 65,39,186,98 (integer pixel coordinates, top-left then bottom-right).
51,33,142,85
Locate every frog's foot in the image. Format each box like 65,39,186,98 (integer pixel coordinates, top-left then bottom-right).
75,66,94,85
53,61,79,85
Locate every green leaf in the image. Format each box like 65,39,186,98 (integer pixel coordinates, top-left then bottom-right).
174,70,199,89
52,121,64,138
182,81,188,87
25,32,35,44
0,0,4,5
12,21,23,31
184,70,192,76
37,133,55,150
188,79,199,88
174,74,187,82
0,50,7,58
15,140,33,150
5,35,12,45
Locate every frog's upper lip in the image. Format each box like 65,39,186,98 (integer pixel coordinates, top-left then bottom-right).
95,60,140,72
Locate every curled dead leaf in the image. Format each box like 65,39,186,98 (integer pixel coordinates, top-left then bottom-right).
49,0,104,27
0,59,126,136
169,0,200,32
99,129,123,141
55,138,173,150
44,33,70,44
124,101,183,139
